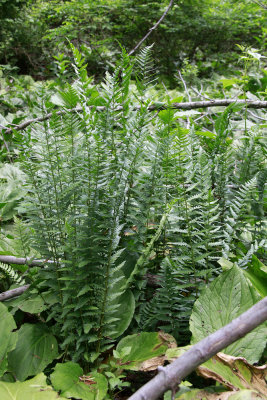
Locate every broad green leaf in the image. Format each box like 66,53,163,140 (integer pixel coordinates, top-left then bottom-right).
115,331,176,370
0,373,67,400
109,289,135,339
243,256,267,298
0,303,17,377
220,78,239,88
16,293,47,314
8,323,58,381
190,265,266,363
50,362,108,400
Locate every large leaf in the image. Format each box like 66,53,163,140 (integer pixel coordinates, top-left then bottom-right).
190,265,266,363
8,323,58,381
109,289,135,339
0,164,27,221
115,331,176,371
50,362,108,400
243,256,267,298
0,303,17,377
0,373,67,400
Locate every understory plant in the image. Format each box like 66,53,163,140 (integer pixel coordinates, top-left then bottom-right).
0,45,265,398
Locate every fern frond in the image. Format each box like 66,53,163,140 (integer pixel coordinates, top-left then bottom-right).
0,262,25,285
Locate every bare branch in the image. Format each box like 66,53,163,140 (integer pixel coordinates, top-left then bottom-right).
177,70,191,102
1,100,267,135
128,296,267,400
0,255,53,266
128,0,174,56
0,284,30,301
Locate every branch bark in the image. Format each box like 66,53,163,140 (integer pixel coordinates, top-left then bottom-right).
128,0,174,56
0,255,53,266
1,100,267,135
0,284,30,301
128,296,267,400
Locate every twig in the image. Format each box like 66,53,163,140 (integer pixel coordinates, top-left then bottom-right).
191,86,212,101
128,296,267,400
248,110,267,121
177,70,191,128
0,284,30,301
1,100,267,135
178,70,191,102
128,0,174,56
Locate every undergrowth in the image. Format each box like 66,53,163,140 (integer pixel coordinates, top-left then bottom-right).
0,46,265,382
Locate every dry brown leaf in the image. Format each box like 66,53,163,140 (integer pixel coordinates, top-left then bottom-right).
197,352,267,397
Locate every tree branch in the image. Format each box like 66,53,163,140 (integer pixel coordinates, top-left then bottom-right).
128,296,267,400
0,284,30,301
128,0,174,56
1,100,267,135
0,255,53,266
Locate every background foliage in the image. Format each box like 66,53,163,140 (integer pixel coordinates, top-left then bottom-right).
0,0,266,84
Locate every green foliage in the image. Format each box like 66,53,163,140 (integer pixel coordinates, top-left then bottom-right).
0,164,27,221
51,362,108,400
190,265,266,363
0,303,17,377
0,373,68,400
115,331,175,371
8,323,58,381
0,0,265,82
0,41,265,398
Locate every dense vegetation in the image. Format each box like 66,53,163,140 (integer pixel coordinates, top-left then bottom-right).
0,1,266,399
0,0,266,83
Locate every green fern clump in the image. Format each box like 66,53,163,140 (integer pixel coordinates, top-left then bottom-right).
16,45,265,364
19,45,166,364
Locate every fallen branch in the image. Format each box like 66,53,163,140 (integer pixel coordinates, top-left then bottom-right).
1,100,267,134
128,0,174,56
0,255,53,266
0,284,30,301
128,296,267,400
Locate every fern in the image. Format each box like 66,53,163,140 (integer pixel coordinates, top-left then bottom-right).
15,45,265,365
0,263,25,285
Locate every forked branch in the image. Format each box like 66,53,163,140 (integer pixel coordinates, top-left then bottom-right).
128,0,174,56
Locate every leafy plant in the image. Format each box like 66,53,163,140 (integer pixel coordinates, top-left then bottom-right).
0,40,265,399
190,265,266,363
